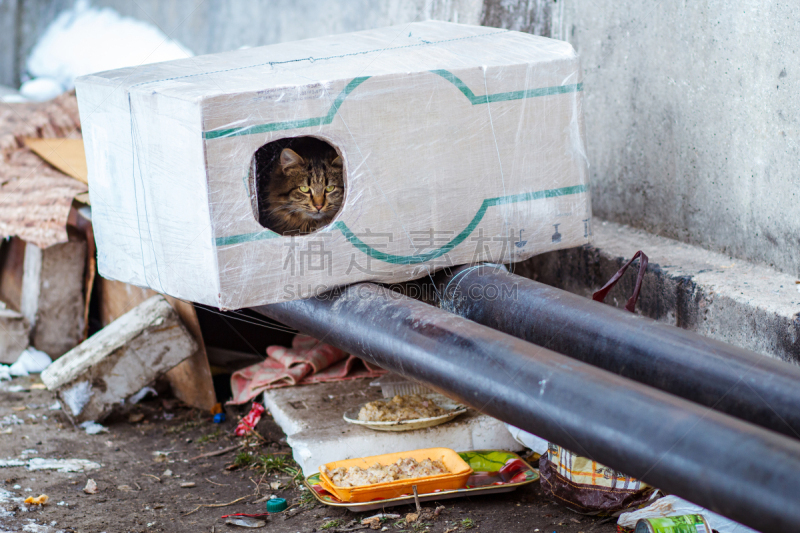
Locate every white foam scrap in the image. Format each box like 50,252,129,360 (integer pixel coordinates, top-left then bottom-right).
0,365,11,381
22,520,57,533
79,421,108,435
60,381,92,416
129,386,157,404
0,487,24,518
49,401,62,411
21,0,192,101
26,458,101,473
9,348,52,377
617,495,758,533
0,414,24,426
505,424,549,455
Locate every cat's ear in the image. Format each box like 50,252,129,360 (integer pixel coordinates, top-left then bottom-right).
280,148,304,170
331,155,343,168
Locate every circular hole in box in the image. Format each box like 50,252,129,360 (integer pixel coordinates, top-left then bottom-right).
250,137,345,235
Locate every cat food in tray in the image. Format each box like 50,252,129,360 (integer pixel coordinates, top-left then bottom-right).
76,21,590,309
319,448,472,503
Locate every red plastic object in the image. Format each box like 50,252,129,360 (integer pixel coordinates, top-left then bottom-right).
592,250,648,313
234,402,265,436
221,512,271,518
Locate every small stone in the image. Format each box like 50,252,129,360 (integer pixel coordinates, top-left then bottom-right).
83,479,98,494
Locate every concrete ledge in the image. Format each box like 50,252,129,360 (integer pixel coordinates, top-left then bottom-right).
516,220,800,365
263,380,522,476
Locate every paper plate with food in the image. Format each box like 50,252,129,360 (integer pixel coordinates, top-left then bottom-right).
343,393,467,431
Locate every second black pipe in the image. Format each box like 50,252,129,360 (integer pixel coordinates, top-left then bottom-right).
437,264,800,440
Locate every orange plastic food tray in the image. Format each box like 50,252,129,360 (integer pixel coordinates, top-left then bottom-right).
319,448,473,503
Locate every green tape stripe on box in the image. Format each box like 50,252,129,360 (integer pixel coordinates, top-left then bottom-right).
202,72,583,139
203,76,371,139
430,70,583,104
214,184,588,265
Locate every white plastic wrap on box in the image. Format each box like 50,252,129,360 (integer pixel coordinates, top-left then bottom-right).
76,21,591,309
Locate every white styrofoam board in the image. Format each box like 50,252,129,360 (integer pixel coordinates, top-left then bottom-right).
262,379,522,476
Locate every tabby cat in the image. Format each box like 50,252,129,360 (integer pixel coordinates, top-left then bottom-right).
262,139,344,235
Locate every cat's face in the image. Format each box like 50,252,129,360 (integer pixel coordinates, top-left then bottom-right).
267,146,344,232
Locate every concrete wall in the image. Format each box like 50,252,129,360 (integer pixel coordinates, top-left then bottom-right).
0,0,19,88
555,1,800,277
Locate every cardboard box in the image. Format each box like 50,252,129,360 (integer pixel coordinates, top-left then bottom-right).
76,21,591,309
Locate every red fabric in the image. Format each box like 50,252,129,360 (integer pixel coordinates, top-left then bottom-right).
229,335,386,405
234,402,265,436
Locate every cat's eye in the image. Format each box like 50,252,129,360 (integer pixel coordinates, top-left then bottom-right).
299,186,310,193
325,185,335,192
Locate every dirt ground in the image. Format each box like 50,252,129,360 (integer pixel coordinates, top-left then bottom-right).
0,375,618,533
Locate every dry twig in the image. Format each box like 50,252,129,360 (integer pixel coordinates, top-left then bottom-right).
183,495,249,516
190,444,243,461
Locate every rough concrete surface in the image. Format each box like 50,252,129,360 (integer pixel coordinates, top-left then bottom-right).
518,220,800,365
263,380,522,476
480,0,552,37
556,0,800,278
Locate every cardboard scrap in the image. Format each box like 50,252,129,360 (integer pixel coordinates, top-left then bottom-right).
24,137,88,184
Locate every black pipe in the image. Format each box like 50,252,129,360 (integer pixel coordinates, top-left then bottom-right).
435,264,800,440
257,284,800,531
